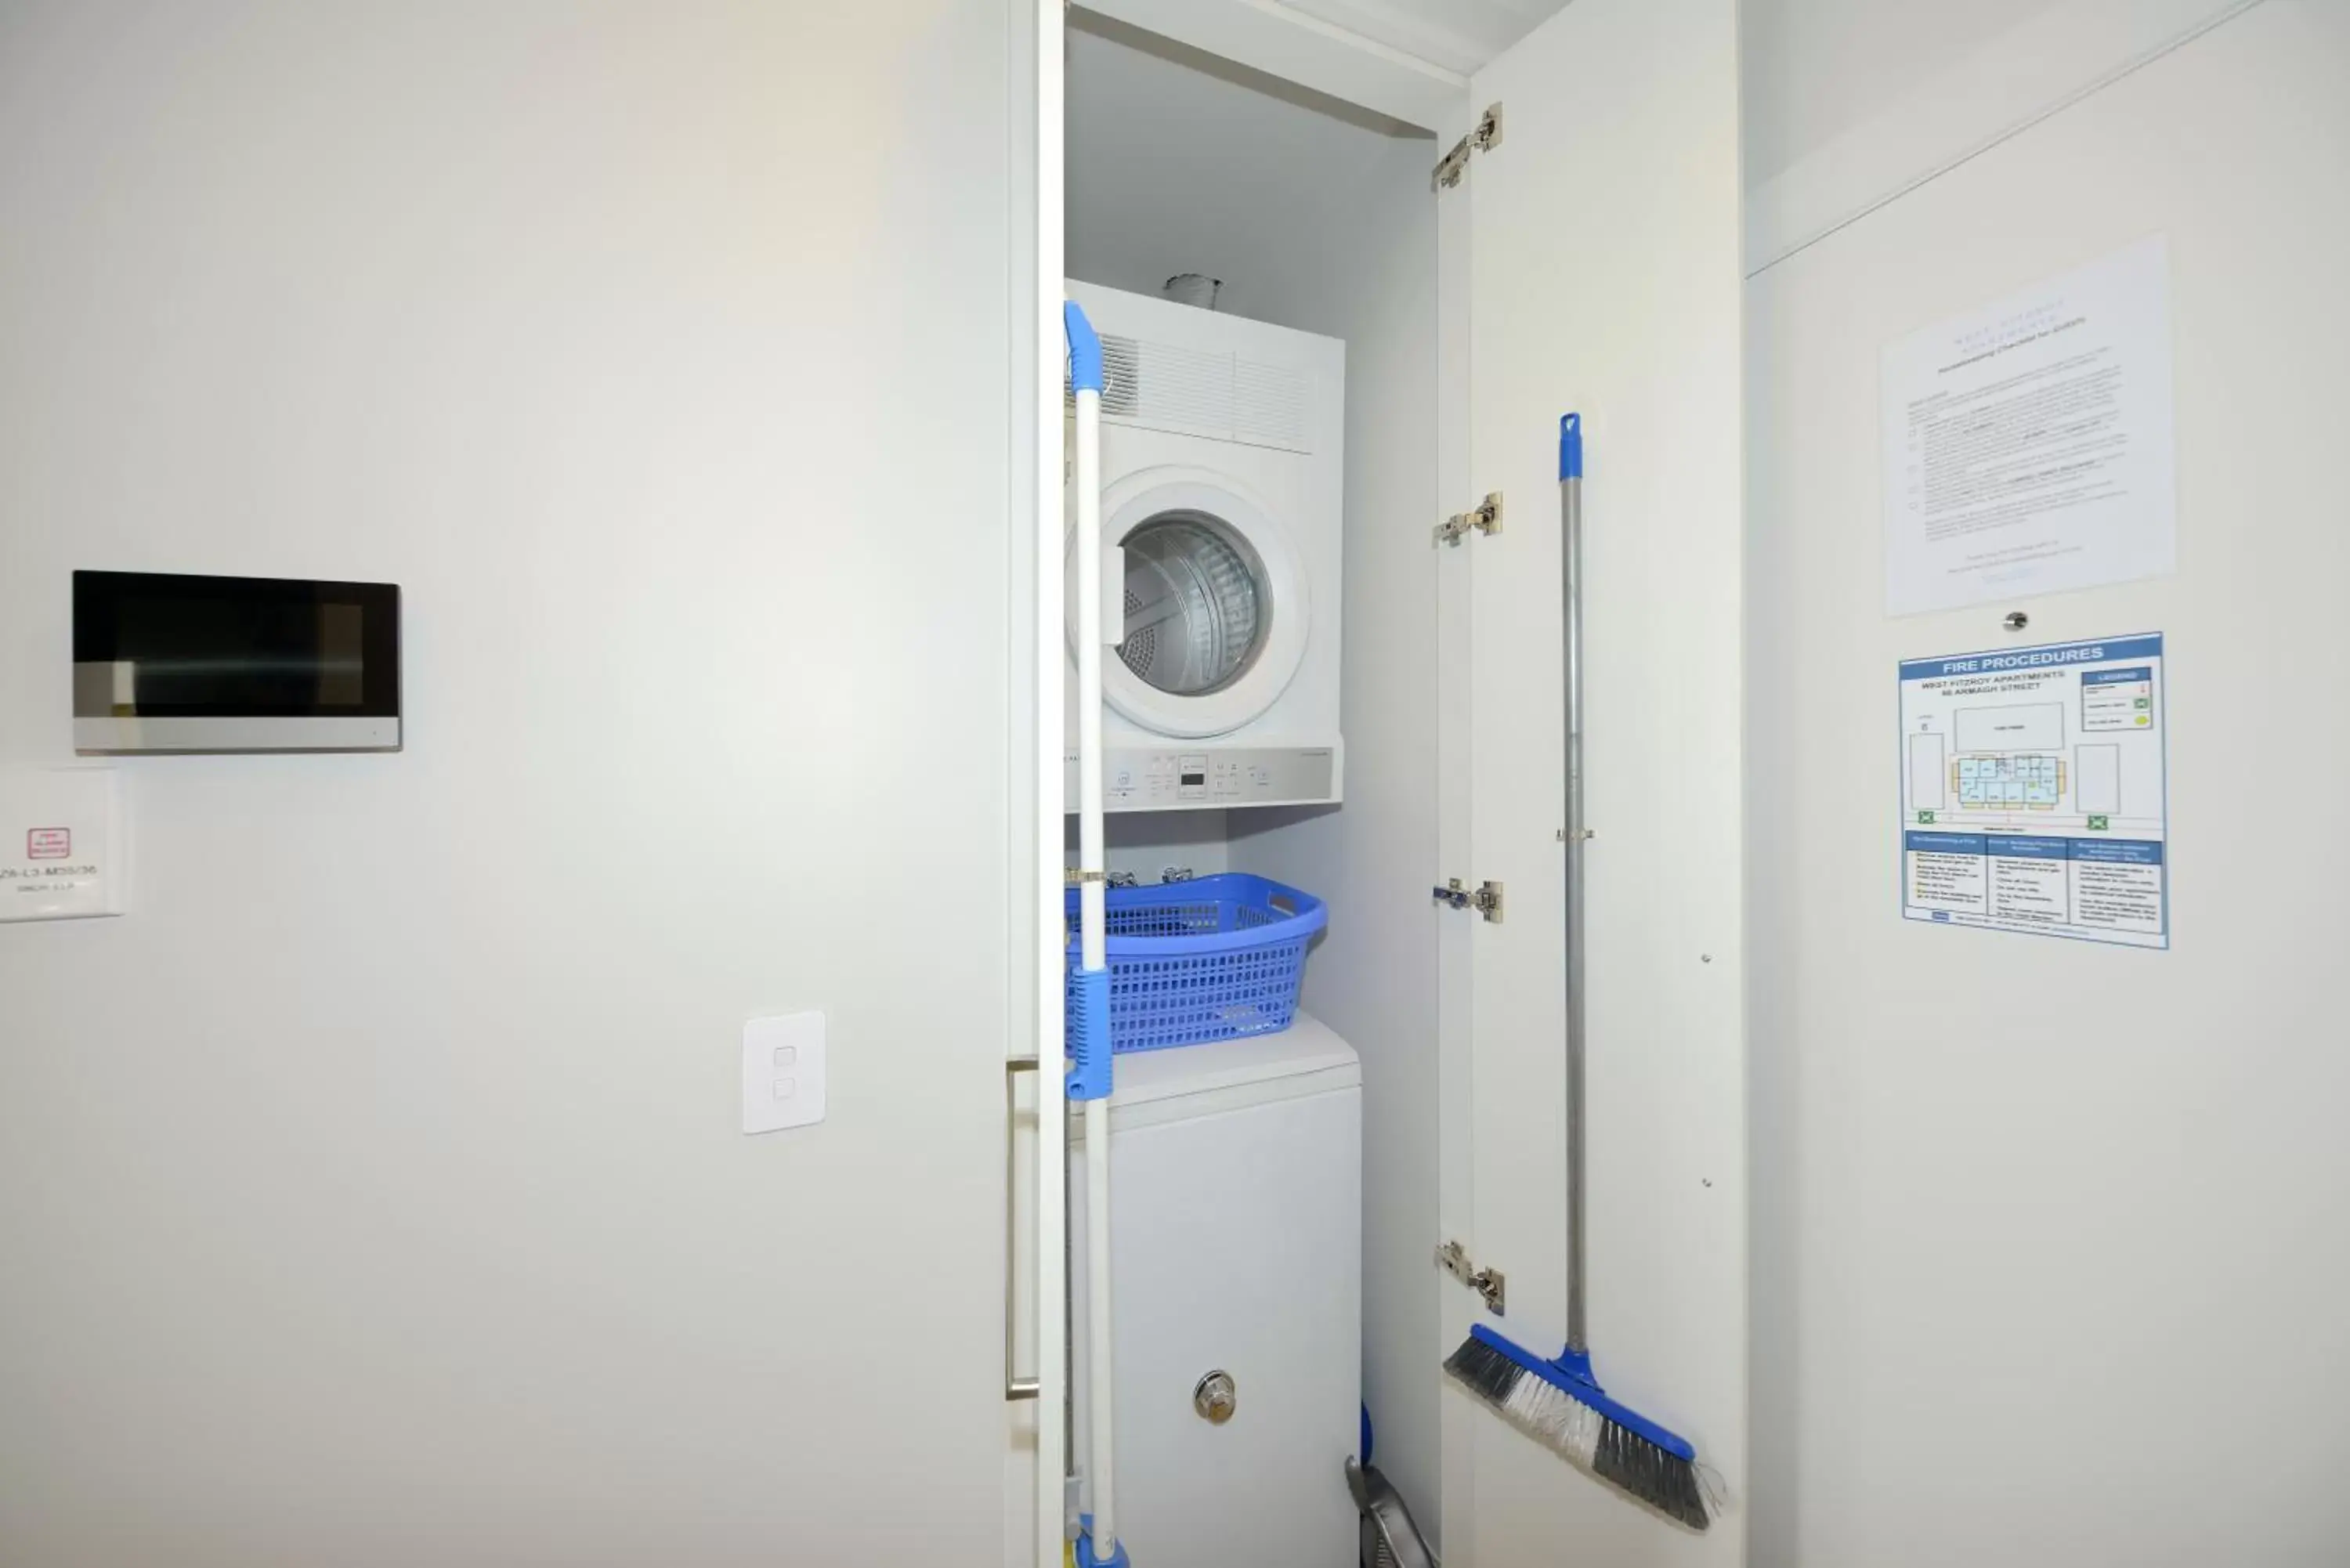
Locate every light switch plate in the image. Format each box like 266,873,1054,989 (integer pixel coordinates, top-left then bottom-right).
742,1011,826,1134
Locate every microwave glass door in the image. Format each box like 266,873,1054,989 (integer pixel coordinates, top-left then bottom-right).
73,571,401,753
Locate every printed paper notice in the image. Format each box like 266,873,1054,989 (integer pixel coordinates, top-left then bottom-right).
1900,634,2166,949
1883,237,2175,615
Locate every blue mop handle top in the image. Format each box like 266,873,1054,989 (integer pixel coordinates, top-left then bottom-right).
1559,411,1582,481
1065,301,1104,394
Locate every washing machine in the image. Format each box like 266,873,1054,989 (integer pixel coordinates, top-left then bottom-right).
1065,280,1344,812
1069,1017,1363,1564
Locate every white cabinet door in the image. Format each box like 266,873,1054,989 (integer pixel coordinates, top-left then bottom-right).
1013,6,1068,1568
1436,0,1745,1561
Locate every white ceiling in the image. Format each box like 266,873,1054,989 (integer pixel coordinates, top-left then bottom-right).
1278,0,1573,78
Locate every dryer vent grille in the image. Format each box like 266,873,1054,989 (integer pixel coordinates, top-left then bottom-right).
1067,331,1311,453
1235,358,1308,450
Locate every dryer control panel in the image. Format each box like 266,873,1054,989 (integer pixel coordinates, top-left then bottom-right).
1064,746,1337,813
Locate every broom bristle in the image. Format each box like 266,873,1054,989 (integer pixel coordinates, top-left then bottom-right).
1443,1333,1710,1531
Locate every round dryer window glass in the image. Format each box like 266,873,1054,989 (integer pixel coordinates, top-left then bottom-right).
1116,511,1270,696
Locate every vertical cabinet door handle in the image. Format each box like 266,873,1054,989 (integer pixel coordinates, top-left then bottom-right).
1004,1056,1042,1402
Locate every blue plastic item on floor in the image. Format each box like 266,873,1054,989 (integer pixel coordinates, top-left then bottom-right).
1076,1516,1130,1566
1061,873,1326,1053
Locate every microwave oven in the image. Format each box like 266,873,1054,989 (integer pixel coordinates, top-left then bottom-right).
73,570,401,753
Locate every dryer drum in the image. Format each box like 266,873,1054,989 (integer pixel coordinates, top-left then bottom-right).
1117,508,1268,697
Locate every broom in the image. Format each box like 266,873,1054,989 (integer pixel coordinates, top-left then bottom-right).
1065,299,1130,1568
1441,414,1709,1531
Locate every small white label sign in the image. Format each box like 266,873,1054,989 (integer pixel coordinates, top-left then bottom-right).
0,769,123,922
1882,237,2175,615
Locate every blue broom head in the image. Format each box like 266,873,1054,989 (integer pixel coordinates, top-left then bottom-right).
1468,1324,1695,1459
1445,1324,1709,1530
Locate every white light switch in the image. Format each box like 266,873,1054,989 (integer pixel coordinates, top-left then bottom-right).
743,1012,825,1134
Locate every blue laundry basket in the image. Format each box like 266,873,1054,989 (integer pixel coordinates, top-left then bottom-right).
1065,873,1327,1053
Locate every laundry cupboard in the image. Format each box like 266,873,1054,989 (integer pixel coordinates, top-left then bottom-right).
1005,2,1746,1564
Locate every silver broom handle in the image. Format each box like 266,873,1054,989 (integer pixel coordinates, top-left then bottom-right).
1560,417,1589,1356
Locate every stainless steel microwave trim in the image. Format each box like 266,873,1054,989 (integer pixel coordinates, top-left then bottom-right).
74,714,400,755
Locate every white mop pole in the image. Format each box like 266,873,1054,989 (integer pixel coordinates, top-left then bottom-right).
1067,302,1119,1561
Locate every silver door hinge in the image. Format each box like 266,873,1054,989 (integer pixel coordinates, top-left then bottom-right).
1433,103,1503,190
1433,492,1502,547
1433,877,1504,923
1435,1240,1506,1315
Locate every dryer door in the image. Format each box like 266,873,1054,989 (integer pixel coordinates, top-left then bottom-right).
1072,467,1311,739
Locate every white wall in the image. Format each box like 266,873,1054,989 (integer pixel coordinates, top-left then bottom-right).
1066,20,1444,1528
1743,0,2255,269
1075,813,1235,883
0,5,1022,1563
1741,0,2071,185
1745,4,2350,1565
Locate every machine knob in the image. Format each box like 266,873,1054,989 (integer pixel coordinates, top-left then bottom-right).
1192,1370,1237,1425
